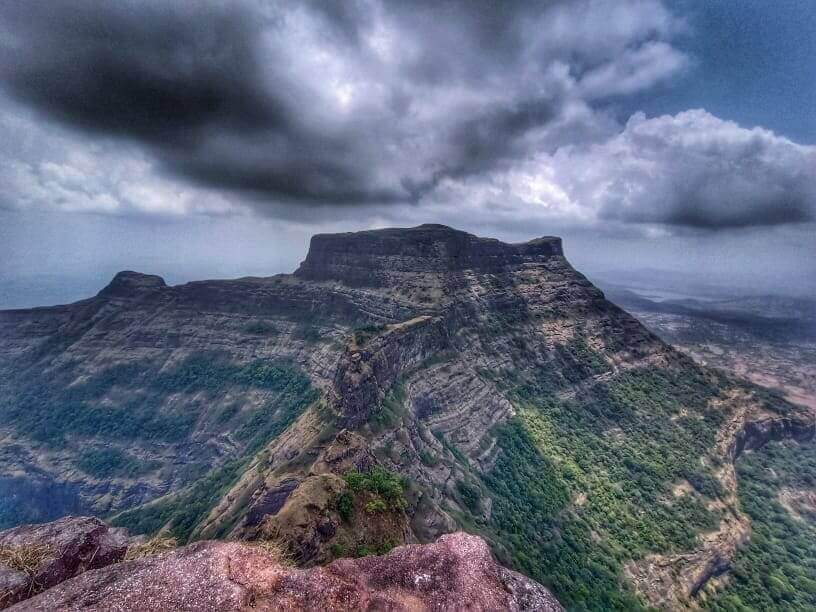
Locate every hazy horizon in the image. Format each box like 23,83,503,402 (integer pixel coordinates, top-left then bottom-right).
2,219,813,311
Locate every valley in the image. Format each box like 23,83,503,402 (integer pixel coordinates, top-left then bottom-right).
603,285,816,411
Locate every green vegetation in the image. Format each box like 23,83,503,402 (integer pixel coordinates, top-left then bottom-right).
112,455,249,543
1,361,197,443
337,467,407,521
455,480,482,514
433,429,469,465
328,468,407,561
354,541,395,557
0,353,315,446
76,447,159,479
419,449,439,467
352,324,385,346
335,491,354,522
109,358,317,543
368,382,407,432
705,439,816,611
471,364,730,610
329,542,346,558
343,467,407,511
364,499,388,513
490,334,611,396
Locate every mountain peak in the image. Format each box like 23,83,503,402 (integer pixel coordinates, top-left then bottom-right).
294,224,563,286
98,271,167,299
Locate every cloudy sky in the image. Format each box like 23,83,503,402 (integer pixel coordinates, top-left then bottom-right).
0,0,814,307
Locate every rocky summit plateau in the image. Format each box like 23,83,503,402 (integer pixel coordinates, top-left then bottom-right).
0,224,813,610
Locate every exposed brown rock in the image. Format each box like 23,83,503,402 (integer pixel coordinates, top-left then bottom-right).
0,517,127,609
311,430,378,476
253,470,414,567
12,532,562,611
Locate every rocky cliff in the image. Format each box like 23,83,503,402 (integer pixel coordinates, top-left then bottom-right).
0,224,813,610
0,518,561,611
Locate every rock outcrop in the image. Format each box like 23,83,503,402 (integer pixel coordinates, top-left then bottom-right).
96,271,167,300
0,517,127,609
11,532,562,611
730,414,815,460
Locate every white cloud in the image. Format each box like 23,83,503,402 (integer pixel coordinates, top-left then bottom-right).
0,108,241,217
578,41,689,99
423,110,816,231
558,110,816,228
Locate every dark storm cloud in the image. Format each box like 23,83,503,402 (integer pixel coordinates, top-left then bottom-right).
0,1,391,204
633,191,814,230
1,0,810,230
0,1,279,143
0,1,385,204
402,97,558,199
0,0,567,206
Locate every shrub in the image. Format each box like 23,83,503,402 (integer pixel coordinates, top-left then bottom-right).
336,491,354,522
419,450,439,467
364,499,388,513
343,467,406,511
455,480,481,513
76,447,158,479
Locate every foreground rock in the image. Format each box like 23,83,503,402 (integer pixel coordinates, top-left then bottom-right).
0,517,127,609
12,532,562,611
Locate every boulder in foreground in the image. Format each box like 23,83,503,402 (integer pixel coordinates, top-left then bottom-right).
12,532,562,611
0,517,127,609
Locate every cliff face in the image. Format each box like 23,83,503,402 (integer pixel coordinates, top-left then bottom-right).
295,223,563,286
0,224,812,610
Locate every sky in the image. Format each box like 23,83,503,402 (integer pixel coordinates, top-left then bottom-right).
0,0,814,308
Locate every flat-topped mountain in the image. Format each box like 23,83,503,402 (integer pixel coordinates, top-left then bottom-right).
0,225,812,610
295,223,563,284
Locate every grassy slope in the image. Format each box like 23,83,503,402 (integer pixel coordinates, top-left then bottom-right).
0,352,317,536
109,359,318,542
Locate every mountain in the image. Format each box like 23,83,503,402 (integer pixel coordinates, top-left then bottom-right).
0,224,813,610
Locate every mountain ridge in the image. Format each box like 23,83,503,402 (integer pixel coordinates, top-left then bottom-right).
0,224,813,610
